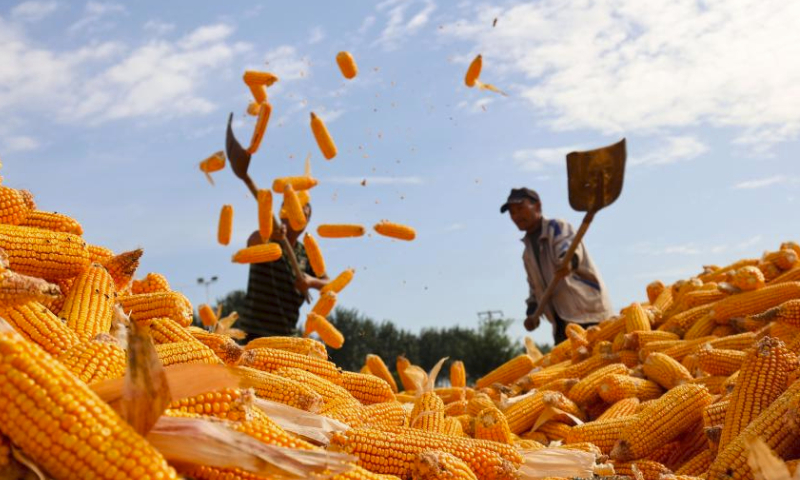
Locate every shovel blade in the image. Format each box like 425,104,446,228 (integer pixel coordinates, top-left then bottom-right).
226,113,251,181
566,138,626,212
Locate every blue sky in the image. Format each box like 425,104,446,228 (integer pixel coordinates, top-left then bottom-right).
2,0,799,346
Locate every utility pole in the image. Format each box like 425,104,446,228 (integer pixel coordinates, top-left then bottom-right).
477,310,504,322
197,276,218,304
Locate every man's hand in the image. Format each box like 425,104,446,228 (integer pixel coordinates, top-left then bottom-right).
524,315,540,331
295,273,313,292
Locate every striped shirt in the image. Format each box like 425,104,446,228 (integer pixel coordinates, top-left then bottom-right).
238,242,314,339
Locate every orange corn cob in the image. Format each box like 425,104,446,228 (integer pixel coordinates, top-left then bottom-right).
373,221,416,241
311,291,337,317
0,224,90,279
695,346,746,376
235,366,323,411
568,362,628,406
320,268,355,294
611,384,712,461
597,398,640,421
674,450,713,476
198,303,217,327
168,388,251,421
119,291,193,327
476,354,535,389
474,407,512,444
217,204,233,245
99,248,142,291
703,400,729,429
303,233,325,277
732,265,765,291
764,249,799,270
363,401,408,428
444,400,467,416
155,341,222,366
275,367,352,404
683,312,718,340
256,189,274,243
238,347,341,383
538,377,580,395
710,281,800,322
20,210,83,235
243,70,279,87
306,312,344,349
613,460,671,479
410,391,446,433
643,352,694,389
336,51,358,79
246,101,271,154
310,112,337,160
625,302,652,332
623,330,680,351
146,317,196,344
464,55,482,87
272,176,318,193
57,335,126,384
244,336,327,359
365,353,398,393
504,391,547,434
190,329,243,365
598,374,663,403
61,263,117,340
131,272,171,294
0,268,61,306
0,331,178,480
538,421,572,441
647,280,665,304
0,300,79,356
565,415,635,454
231,243,282,264
282,184,307,231
317,224,365,238
341,370,395,405
450,360,466,388
0,187,33,225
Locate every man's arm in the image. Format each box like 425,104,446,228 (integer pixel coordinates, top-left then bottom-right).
525,262,541,331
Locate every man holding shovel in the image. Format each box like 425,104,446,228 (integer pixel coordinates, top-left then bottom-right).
502,188,613,344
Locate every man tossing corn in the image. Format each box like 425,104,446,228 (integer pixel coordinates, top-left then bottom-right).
502,188,613,343
239,201,329,341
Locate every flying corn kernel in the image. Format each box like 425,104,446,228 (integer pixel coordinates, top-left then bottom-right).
336,51,358,79
246,102,271,154
374,221,416,241
464,54,507,96
217,205,233,246
310,112,337,160
199,151,225,186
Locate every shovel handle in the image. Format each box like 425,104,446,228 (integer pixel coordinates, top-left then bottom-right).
241,175,312,304
525,210,596,331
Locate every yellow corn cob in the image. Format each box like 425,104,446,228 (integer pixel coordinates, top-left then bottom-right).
243,70,279,87
441,416,466,437
566,322,589,351
410,391,446,432
664,423,707,471
538,421,572,441
16,189,34,209
100,248,143,292
625,302,652,332
764,249,799,270
0,187,33,226
568,362,628,406
199,150,225,179
588,316,626,344
57,334,126,384
538,377,580,395
330,427,522,479
19,210,83,235
306,312,344,349
244,336,327,359
362,401,408,429
643,352,694,389
682,287,728,310
565,415,635,454
311,291,337,317
272,176,318,193
464,54,482,87
198,303,218,327
624,331,680,351
710,281,800,322
190,329,243,365
616,350,639,368
770,265,800,284
444,399,467,416
708,331,757,350
61,263,116,340
155,341,222,366
660,304,716,337
248,83,266,103
474,407,512,444
169,388,251,421
282,184,307,231
612,331,627,352
0,224,91,279
341,370,395,404
231,242,282,263
366,353,399,393
450,360,466,388
217,204,233,246
703,399,729,429
0,268,61,306
613,460,671,479
683,313,718,340
119,291,193,326
504,390,547,434
707,380,800,480
695,346,745,376
525,360,572,387
303,233,325,277
597,397,640,420
0,300,79,356
246,101,271,154
758,260,782,282
611,383,712,461
413,451,478,480
317,224,366,238
131,272,171,294
0,331,178,479
275,367,352,405
310,112,337,160
336,51,359,80
719,336,795,451
751,298,800,329
721,370,739,393
658,336,717,362
647,280,666,304
254,189,274,244
592,339,613,356
674,450,713,476
319,396,368,427
476,354,535,389
732,265,765,291
234,366,322,411
689,375,728,394
598,374,663,403
321,268,355,294
373,221,416,241
87,244,114,263
434,386,475,404
146,317,196,344
653,287,675,315
238,347,341,382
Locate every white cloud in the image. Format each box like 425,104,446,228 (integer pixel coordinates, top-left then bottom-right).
458,97,493,114
11,1,59,22
440,1,800,151
68,1,126,34
179,24,232,49
512,144,583,171
732,175,788,190
632,136,708,166
631,234,766,259
2,135,40,152
442,223,466,232
632,242,702,256
358,16,376,35
143,19,175,35
262,45,309,82
326,176,424,185
308,26,325,44
375,0,436,50
311,106,344,124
